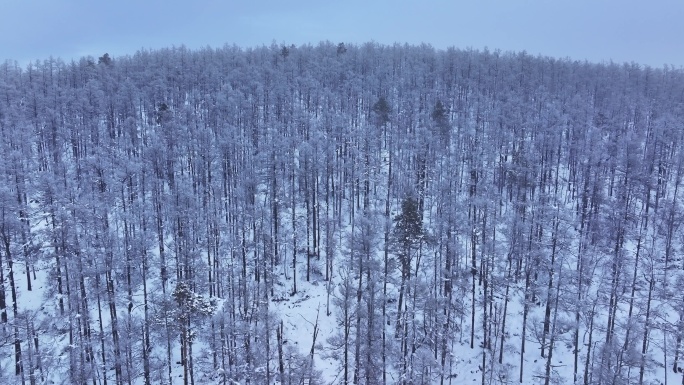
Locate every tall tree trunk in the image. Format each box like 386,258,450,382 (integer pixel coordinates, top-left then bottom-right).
353,232,363,384
520,269,531,383
277,321,285,384
2,225,23,377
106,267,123,385
544,253,564,385
584,304,596,385
639,271,654,385
0,230,7,323
499,259,512,365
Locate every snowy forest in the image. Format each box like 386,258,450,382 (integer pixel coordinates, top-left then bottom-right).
0,42,684,385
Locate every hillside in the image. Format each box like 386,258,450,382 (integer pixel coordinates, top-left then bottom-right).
0,42,683,385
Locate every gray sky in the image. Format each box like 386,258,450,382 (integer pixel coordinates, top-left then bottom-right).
1,0,683,68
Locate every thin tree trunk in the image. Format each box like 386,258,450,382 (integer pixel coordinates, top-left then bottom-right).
353,238,363,385
544,254,564,385
0,229,7,323
499,259,511,365
584,304,596,385
95,273,108,385
277,321,285,384
520,269,531,383
2,226,23,377
639,272,654,385
541,212,559,358
291,161,297,295
106,267,123,385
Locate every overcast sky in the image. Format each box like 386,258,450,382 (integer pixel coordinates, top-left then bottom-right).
1,0,683,68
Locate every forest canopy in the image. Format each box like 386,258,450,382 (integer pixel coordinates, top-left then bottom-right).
0,42,683,385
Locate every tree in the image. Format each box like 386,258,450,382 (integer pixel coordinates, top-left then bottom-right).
431,100,450,142
372,96,391,128
392,196,424,384
337,43,347,56
172,282,217,385
98,53,112,66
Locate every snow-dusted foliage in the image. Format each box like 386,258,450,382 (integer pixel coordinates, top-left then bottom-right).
0,43,683,384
